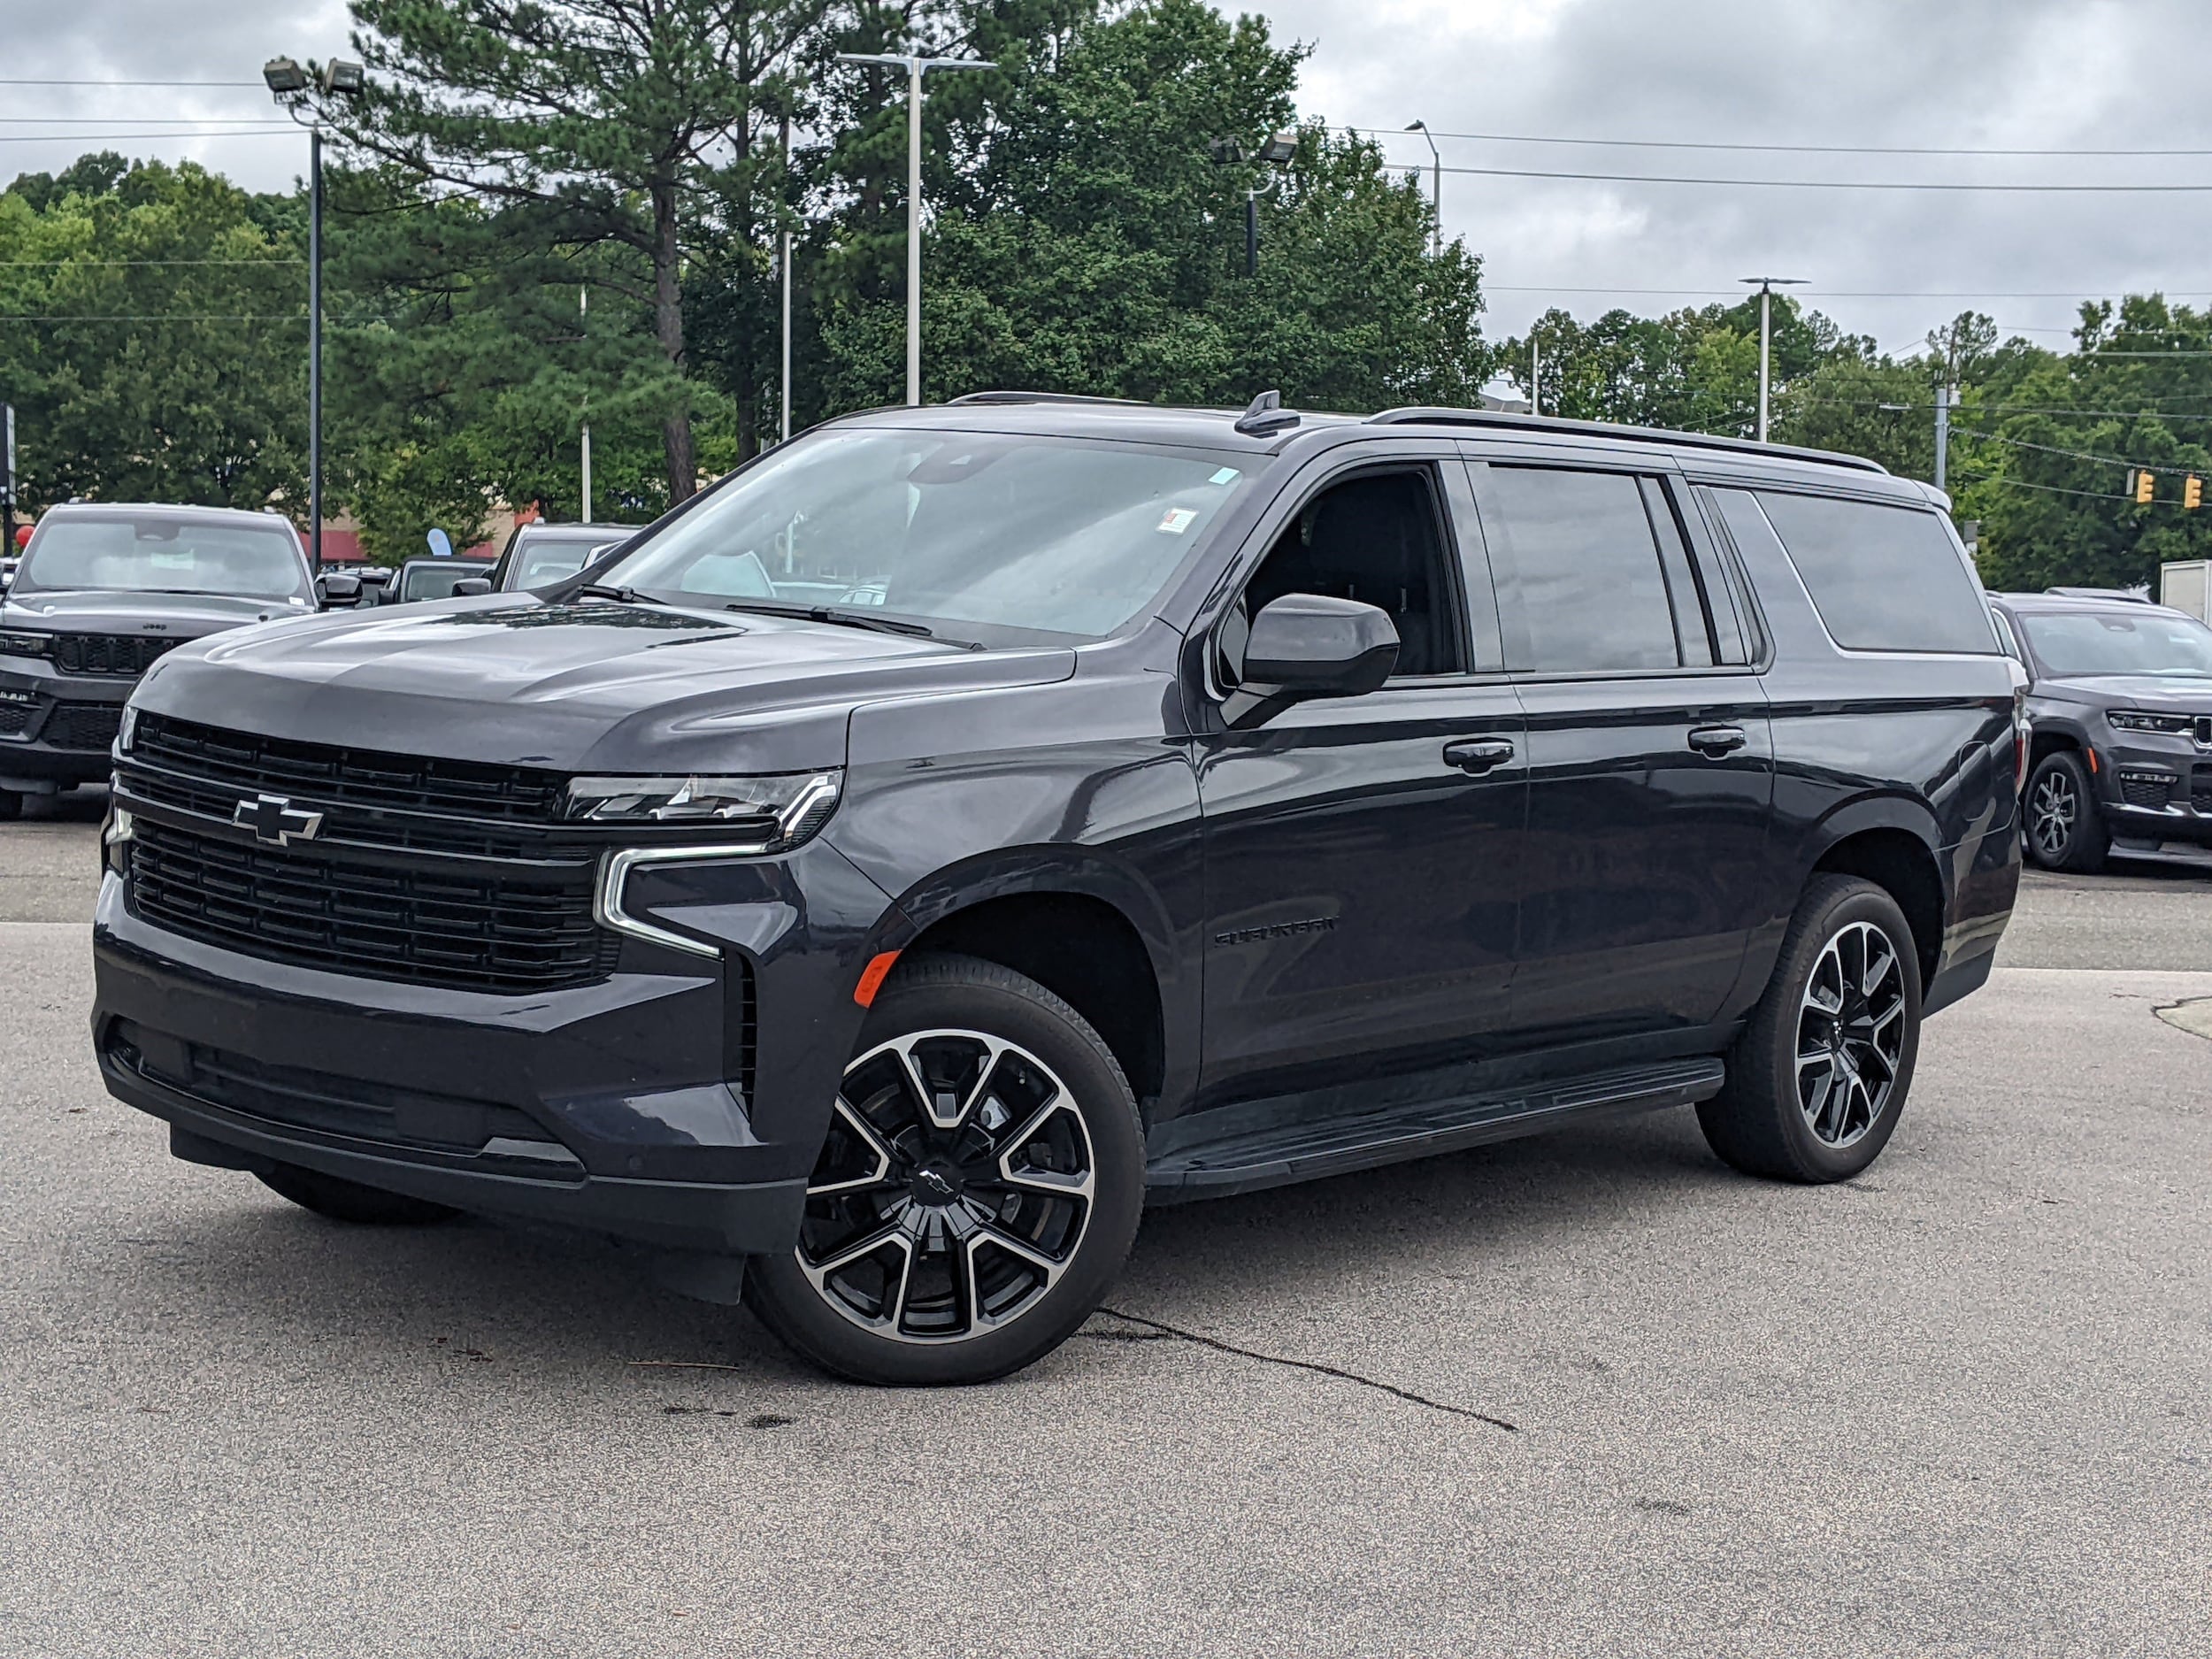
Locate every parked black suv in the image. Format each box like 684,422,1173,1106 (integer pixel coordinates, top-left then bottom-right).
0,503,328,818
90,397,2023,1384
1990,589,2212,871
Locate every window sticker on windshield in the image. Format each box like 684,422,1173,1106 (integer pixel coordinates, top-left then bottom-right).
1157,508,1200,534
1209,467,1241,486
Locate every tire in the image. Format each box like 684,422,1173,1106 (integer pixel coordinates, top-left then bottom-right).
1697,875,1923,1183
257,1163,461,1225
745,953,1145,1386
2024,750,2108,873
0,789,21,822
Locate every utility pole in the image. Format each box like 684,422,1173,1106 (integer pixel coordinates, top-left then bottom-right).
836,52,995,406
780,114,793,444
1933,383,1952,494
307,125,322,566
1405,121,1441,256
579,286,592,522
1740,275,1806,443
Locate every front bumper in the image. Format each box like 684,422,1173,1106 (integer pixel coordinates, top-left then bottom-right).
0,664,130,788
2095,737,2212,844
91,835,901,1256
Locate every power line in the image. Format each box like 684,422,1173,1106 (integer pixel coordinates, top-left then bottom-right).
0,117,289,126
1955,472,2131,502
1352,126,2212,159
0,258,303,267
0,129,295,143
1431,161,2212,192
1487,284,2212,299
0,78,265,88
0,313,305,322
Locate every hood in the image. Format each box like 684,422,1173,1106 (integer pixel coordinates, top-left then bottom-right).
132,594,1078,773
2037,672,2212,709
3,587,310,638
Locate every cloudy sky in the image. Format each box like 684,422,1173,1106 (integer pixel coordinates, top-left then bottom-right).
4,0,2208,357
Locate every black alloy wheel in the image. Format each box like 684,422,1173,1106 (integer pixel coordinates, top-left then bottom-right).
1793,920,1907,1150
0,788,21,822
2024,750,2108,873
1698,875,1923,1182
745,955,1144,1386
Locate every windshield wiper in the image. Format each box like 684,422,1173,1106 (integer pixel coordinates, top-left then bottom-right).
574,582,667,606
719,600,940,640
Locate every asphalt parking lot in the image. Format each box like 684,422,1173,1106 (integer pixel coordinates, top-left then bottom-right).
4,795,2208,1656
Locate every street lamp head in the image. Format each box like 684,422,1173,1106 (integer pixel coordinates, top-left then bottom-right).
1404,120,1426,132
1740,275,1808,288
834,51,996,73
1256,131,1297,166
323,58,367,97
262,57,311,96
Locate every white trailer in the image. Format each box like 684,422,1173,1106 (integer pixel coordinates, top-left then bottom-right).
2161,559,2209,622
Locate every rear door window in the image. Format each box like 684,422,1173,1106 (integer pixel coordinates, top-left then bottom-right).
1753,491,1996,654
1473,466,1687,674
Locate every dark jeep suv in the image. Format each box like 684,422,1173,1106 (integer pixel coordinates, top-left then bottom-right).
0,503,326,818
1990,589,2212,872
89,396,2023,1385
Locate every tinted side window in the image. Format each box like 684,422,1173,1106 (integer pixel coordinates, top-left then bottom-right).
1755,491,1996,654
1477,466,1681,673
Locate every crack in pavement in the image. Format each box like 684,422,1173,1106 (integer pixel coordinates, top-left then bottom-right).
1089,1307,1517,1432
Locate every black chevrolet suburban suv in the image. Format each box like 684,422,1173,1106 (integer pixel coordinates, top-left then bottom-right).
0,503,331,818
1988,589,2212,872
90,396,2023,1385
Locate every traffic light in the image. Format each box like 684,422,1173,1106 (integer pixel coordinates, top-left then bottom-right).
2134,469,2156,504
2188,475,2203,511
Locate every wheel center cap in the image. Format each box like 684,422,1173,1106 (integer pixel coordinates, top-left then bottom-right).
911,1161,962,1205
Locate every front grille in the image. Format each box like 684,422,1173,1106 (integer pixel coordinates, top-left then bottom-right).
54,634,177,676
129,818,617,993
0,699,31,737
2194,765,2212,814
132,712,564,826
2120,771,2174,810
41,702,125,752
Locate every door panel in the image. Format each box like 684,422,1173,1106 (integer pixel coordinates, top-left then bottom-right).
1509,674,1773,1041
1195,681,1527,1106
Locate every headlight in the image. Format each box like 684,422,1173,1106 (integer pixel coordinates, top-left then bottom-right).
2107,710,2193,735
566,770,841,848
0,628,51,659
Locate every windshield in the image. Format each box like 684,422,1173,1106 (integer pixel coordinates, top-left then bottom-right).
16,513,309,601
597,428,1253,641
2018,608,2212,678
512,536,616,590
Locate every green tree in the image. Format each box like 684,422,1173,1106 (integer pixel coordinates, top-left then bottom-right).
809,0,1486,411
313,0,828,503
0,156,307,513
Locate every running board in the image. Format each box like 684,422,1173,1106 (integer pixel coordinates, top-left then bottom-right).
1144,1058,1725,1203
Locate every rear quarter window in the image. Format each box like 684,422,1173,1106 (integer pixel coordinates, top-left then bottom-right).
1753,491,1996,654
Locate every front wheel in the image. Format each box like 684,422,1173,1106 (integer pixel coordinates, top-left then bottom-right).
2024,750,2108,872
745,954,1145,1386
1698,875,1923,1183
0,789,21,822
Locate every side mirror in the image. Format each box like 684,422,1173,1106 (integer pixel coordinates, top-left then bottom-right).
451,577,494,597
1225,594,1399,727
316,572,363,609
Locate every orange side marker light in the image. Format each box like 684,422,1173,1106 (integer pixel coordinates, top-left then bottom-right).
854,950,902,1008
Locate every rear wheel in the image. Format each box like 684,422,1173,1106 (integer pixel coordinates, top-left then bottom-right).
0,789,21,822
1698,875,1922,1183
745,954,1145,1386
2024,750,2108,872
257,1163,460,1225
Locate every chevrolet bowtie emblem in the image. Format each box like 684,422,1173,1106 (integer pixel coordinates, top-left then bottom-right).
234,793,323,846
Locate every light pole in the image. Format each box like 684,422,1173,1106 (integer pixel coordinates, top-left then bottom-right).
265,55,365,568
1405,120,1440,256
1740,275,1805,443
579,287,592,520
835,51,996,406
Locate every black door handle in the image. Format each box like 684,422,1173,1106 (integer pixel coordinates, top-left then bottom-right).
1442,737,1517,774
1687,724,1748,757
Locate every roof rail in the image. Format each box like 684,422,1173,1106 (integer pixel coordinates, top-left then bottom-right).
1364,406,1888,475
946,390,1148,407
